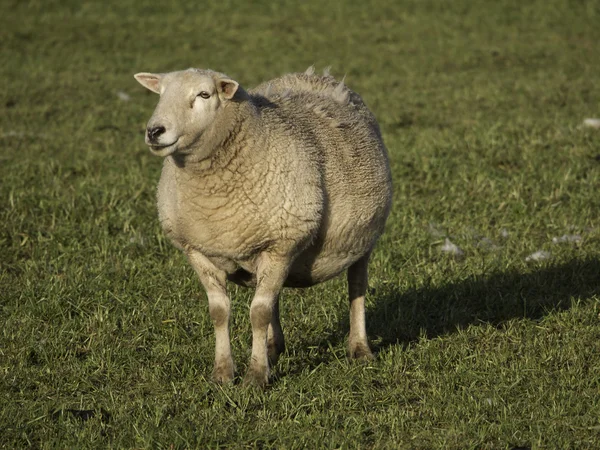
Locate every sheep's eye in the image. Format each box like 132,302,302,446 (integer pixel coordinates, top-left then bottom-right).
197,91,210,99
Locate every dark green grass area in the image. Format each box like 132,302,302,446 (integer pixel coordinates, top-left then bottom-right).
1,0,600,448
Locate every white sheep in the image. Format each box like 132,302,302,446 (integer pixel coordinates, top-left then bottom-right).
134,67,392,387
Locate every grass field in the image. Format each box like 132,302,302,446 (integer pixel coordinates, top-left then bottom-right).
2,0,600,448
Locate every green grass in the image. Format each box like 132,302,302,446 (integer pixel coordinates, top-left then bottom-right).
1,0,600,448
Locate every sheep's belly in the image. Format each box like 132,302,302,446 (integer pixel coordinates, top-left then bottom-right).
227,223,379,288
287,237,375,287
227,259,354,289
226,247,365,289
287,254,359,287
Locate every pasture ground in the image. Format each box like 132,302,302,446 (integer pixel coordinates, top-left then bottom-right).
1,0,600,448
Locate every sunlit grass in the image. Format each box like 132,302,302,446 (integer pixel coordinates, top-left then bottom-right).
1,0,599,448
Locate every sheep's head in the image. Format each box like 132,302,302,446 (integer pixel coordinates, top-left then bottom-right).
134,69,241,157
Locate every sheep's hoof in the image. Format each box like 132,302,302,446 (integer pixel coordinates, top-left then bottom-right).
349,342,374,360
242,366,269,389
212,361,235,384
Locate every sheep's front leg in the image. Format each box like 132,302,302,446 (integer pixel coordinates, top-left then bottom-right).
347,253,374,359
244,254,290,387
187,251,235,383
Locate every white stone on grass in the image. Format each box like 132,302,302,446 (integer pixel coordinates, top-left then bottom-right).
525,250,551,262
117,91,131,101
440,238,464,257
552,234,582,244
583,118,600,129
477,237,499,251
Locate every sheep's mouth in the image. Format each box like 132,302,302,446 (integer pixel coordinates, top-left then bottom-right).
149,140,179,156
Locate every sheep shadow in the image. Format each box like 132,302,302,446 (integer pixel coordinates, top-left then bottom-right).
295,257,600,363
367,256,600,350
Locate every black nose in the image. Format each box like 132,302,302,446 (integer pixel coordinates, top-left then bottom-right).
147,126,166,143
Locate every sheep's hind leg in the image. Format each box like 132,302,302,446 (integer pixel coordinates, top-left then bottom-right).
267,294,285,366
187,251,236,383
347,252,374,360
244,254,290,388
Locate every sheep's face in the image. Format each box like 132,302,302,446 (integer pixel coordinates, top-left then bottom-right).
134,69,239,157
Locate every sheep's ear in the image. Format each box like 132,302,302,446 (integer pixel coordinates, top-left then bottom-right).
217,78,239,100
134,73,162,94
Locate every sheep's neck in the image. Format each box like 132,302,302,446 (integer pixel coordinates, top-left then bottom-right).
170,101,257,174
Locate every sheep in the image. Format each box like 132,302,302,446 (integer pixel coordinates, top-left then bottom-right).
134,67,393,387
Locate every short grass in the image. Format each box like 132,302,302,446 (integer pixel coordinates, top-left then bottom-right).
1,0,600,448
